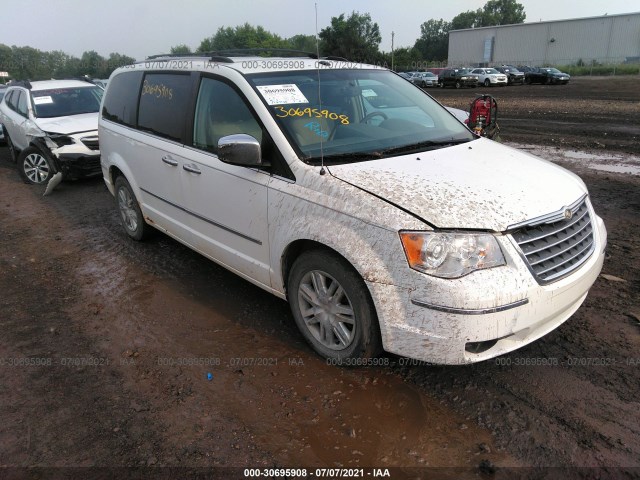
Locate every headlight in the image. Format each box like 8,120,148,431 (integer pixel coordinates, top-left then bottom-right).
399,231,505,278
461,76,468,80
45,133,75,148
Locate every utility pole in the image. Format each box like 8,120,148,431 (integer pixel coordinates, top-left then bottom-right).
391,31,395,71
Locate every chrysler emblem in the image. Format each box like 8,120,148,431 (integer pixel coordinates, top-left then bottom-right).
564,208,573,220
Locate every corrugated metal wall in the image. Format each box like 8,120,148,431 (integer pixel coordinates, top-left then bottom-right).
448,12,640,66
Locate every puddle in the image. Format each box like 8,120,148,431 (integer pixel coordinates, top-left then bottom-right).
70,236,514,469
588,163,640,175
509,143,640,176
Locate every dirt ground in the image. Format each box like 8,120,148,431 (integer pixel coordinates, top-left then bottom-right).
0,76,639,479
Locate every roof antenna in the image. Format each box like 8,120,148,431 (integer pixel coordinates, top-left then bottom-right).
315,2,326,176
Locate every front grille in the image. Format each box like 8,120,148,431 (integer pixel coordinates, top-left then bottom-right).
81,136,100,151
511,197,595,284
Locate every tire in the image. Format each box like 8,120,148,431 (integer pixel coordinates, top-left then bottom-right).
18,146,53,185
438,82,444,88
455,81,462,89
287,249,382,362
114,176,151,241
6,133,18,163
484,79,490,87
525,77,531,85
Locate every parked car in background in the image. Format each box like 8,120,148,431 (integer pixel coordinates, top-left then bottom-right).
495,65,525,85
0,86,6,143
398,72,412,80
410,71,438,88
438,68,479,88
522,66,571,85
470,68,508,87
0,79,103,190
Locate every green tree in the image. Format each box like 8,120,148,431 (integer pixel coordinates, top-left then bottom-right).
479,0,526,26
102,52,136,77
79,50,105,77
170,44,192,54
450,10,481,30
413,19,450,62
285,34,317,54
197,23,288,52
381,47,423,71
10,46,49,80
319,12,381,62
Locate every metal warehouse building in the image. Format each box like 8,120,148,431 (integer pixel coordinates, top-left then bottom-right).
448,12,640,67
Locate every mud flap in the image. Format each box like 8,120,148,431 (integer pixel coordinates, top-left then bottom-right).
43,172,63,196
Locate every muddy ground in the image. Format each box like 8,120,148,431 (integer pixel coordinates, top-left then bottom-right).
0,76,639,479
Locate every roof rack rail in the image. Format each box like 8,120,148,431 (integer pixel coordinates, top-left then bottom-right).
145,48,319,63
7,80,32,89
66,75,98,84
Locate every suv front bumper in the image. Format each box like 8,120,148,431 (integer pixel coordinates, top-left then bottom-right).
368,209,607,365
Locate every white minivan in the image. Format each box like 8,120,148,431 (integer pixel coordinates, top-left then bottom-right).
99,54,606,365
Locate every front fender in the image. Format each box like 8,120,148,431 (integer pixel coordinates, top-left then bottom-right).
267,170,425,296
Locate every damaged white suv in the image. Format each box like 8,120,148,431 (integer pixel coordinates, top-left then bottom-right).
100,54,607,365
0,79,103,193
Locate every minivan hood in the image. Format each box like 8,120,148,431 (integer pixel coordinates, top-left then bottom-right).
327,139,586,231
35,113,98,135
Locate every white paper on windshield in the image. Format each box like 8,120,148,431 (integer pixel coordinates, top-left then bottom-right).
257,84,308,105
361,89,377,98
33,96,54,105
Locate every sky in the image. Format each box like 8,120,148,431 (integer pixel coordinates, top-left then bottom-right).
2,0,637,60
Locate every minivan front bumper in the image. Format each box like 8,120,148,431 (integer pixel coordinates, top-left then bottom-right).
368,210,606,365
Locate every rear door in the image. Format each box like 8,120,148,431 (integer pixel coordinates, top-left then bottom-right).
127,72,195,237
3,89,30,150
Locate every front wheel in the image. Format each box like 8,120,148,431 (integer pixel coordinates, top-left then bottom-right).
114,176,151,241
18,147,53,184
455,81,462,89
287,250,381,362
484,79,490,87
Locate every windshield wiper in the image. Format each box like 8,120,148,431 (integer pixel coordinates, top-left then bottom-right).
309,151,384,164
379,138,474,156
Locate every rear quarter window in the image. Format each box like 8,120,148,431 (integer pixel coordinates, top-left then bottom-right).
102,71,143,127
137,73,193,142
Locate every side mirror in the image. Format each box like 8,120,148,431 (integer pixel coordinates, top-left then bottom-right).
217,134,263,167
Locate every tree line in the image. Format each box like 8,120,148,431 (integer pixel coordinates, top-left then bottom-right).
0,0,524,81
0,44,135,82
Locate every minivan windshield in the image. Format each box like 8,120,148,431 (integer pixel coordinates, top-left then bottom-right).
248,69,474,164
32,86,103,119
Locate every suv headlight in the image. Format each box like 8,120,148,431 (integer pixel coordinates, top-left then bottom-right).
45,133,76,148
399,231,505,278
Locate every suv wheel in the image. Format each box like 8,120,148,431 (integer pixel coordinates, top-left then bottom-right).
455,81,462,89
287,250,382,362
484,79,490,87
115,176,151,241
18,147,53,184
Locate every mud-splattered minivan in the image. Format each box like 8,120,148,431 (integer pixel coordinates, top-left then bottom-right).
99,54,606,365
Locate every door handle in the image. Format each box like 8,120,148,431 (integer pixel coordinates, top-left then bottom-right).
183,164,201,175
162,156,178,166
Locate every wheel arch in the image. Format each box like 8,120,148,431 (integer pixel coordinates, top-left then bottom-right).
281,239,353,300
103,153,141,199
